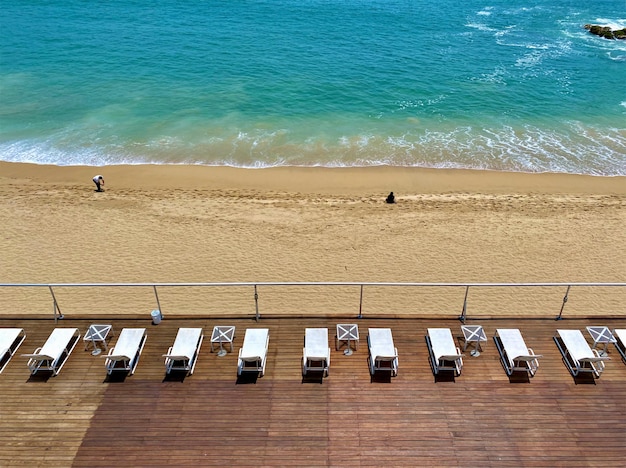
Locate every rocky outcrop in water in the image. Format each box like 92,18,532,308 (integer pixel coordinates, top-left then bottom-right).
584,24,626,40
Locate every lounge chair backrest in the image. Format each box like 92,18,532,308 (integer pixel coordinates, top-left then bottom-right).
163,355,191,361
241,355,262,362
579,356,609,363
512,354,543,362
106,354,132,361
374,354,398,360
439,354,464,361
21,353,55,361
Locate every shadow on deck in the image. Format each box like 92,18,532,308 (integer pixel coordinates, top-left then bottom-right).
0,316,625,466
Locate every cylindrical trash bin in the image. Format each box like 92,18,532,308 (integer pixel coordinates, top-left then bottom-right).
151,309,162,325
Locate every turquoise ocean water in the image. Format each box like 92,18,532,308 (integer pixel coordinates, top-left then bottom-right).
1,0,625,175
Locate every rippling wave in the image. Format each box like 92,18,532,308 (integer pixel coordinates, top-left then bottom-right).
1,0,625,175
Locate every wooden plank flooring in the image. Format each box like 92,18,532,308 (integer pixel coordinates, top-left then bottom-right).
0,316,625,467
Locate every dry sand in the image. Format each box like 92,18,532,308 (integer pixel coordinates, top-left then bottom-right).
1,161,625,319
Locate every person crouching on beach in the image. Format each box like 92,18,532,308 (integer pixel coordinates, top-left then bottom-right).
386,191,395,204
93,175,105,192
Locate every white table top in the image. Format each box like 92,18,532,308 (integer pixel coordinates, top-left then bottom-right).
461,325,487,342
368,328,396,358
496,329,530,363
39,328,78,359
0,328,24,351
614,329,626,345
557,329,595,362
336,324,359,341
211,325,235,343
305,328,329,359
240,328,269,359
586,326,616,344
111,328,146,359
428,328,458,360
84,324,112,341
169,328,202,360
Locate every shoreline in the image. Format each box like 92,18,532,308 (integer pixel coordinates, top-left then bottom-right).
2,161,626,196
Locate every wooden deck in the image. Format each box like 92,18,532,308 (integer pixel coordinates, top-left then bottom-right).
0,316,625,467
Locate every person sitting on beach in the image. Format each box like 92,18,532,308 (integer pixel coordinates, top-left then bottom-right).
386,191,395,204
93,175,105,192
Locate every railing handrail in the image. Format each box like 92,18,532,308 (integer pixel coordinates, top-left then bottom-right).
0,281,624,323
1,281,625,288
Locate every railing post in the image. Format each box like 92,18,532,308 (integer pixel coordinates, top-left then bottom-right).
153,285,162,316
49,286,63,322
459,285,470,322
254,284,260,322
555,285,571,320
358,284,364,319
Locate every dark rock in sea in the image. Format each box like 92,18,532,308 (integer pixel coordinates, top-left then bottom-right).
584,24,626,40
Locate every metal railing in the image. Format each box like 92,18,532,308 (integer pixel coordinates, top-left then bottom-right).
0,282,624,322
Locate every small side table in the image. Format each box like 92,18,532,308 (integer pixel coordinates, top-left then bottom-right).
211,326,236,357
84,324,114,356
586,326,616,357
336,324,359,356
461,325,487,357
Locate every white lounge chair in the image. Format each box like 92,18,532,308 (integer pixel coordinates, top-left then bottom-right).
367,328,398,377
0,328,26,373
163,328,204,375
614,329,626,363
22,328,80,376
302,328,330,377
494,329,541,377
427,328,464,376
237,328,269,377
104,328,147,375
555,329,608,378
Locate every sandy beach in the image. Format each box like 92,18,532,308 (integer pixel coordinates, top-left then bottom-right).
1,161,625,318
